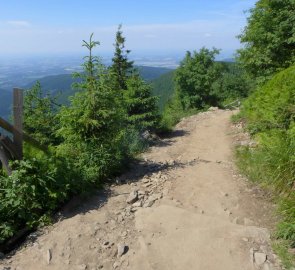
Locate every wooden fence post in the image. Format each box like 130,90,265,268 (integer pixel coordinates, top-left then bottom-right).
13,88,23,160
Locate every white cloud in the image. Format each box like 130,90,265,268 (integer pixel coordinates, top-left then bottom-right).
0,19,246,55
6,20,31,27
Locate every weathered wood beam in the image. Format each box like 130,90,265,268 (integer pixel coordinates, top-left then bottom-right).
0,117,48,154
0,135,19,159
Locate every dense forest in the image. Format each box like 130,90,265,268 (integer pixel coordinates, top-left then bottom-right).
0,0,294,266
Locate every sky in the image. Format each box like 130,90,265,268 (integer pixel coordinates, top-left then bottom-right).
0,0,257,58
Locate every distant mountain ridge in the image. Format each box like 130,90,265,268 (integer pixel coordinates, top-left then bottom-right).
0,66,173,119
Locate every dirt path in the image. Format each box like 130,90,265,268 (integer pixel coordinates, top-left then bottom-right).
1,109,281,270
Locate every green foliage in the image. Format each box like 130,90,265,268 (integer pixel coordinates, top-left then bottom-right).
111,26,160,132
159,94,184,132
236,66,295,257
57,34,125,184
111,25,134,90
241,65,295,134
175,48,222,110
212,62,254,106
0,153,77,243
24,82,60,145
0,31,172,247
151,70,175,112
238,0,295,83
125,75,160,131
159,93,200,133
137,66,173,81
272,240,295,269
236,131,294,194
277,192,295,247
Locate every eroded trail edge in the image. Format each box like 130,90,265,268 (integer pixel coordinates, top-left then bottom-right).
1,109,281,270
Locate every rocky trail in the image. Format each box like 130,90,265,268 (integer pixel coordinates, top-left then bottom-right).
1,109,282,270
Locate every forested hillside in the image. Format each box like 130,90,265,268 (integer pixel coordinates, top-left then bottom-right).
0,66,173,119
151,70,175,111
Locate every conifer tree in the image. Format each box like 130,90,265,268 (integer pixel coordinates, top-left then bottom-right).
111,26,159,131
58,34,124,182
124,74,159,131
111,24,134,90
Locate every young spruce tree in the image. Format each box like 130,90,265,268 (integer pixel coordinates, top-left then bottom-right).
111,24,134,90
111,25,159,131
58,34,124,183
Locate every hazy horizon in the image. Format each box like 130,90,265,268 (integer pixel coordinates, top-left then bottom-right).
0,0,256,58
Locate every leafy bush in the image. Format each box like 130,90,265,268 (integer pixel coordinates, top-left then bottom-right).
238,0,295,83
0,154,78,242
175,48,222,110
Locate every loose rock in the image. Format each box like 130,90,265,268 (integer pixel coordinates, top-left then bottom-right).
132,200,143,207
117,243,127,257
126,190,138,204
254,252,267,266
143,199,155,208
46,249,52,264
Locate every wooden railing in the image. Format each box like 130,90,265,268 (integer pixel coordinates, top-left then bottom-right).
0,88,48,175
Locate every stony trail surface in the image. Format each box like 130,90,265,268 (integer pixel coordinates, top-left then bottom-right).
1,109,281,270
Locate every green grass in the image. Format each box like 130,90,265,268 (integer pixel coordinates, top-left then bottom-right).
272,240,295,269
236,143,295,268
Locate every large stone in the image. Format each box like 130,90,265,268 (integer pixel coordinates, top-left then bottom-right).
254,252,267,266
117,243,128,257
126,191,138,204
132,200,143,207
46,249,52,264
143,199,155,208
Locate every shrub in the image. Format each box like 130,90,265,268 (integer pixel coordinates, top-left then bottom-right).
0,154,78,243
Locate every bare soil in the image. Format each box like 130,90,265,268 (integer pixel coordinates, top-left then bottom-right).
0,109,281,270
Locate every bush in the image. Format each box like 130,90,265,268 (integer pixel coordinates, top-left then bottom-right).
0,153,78,243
